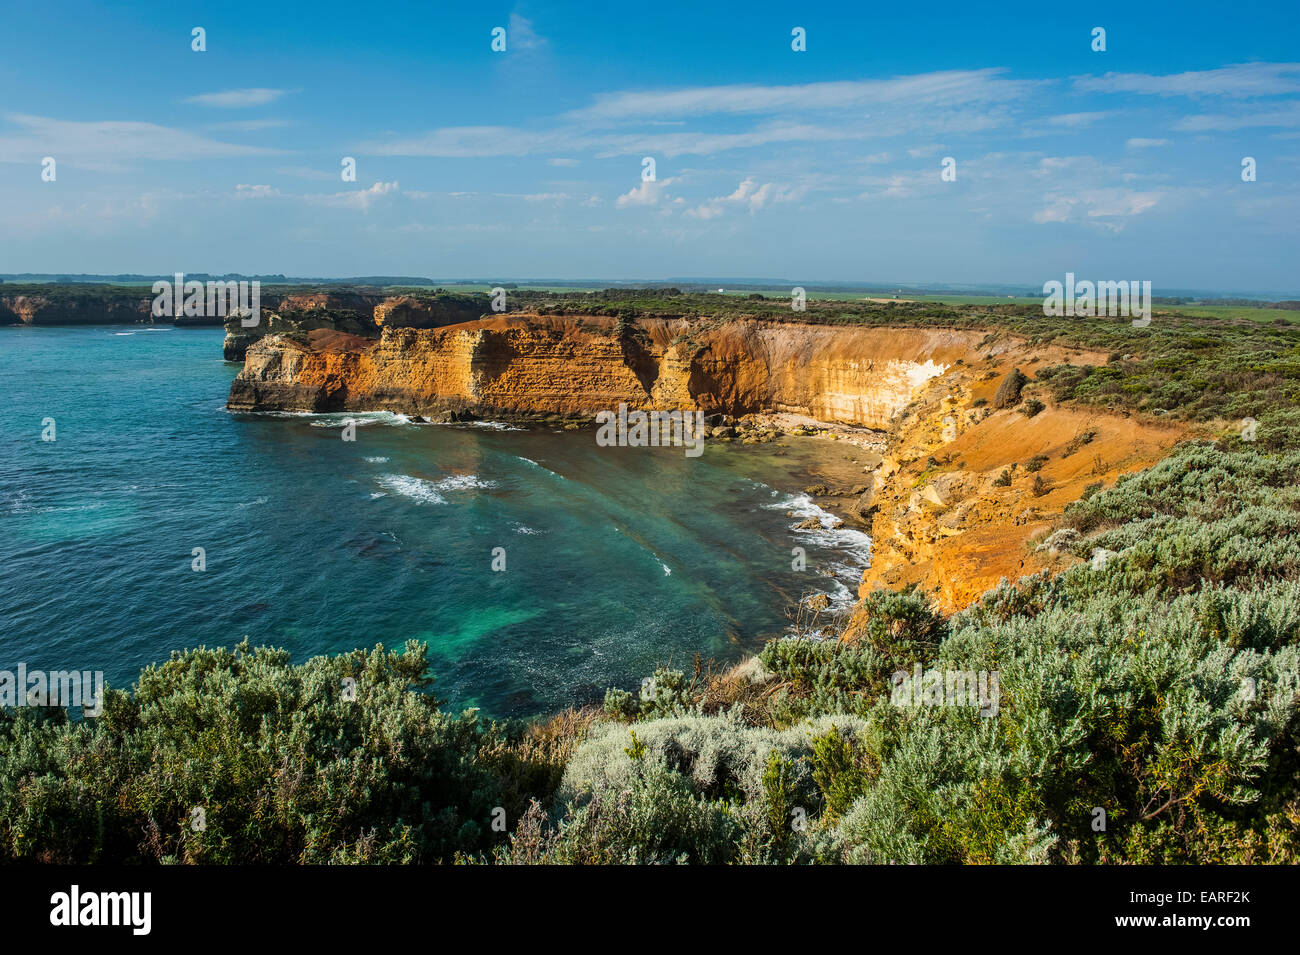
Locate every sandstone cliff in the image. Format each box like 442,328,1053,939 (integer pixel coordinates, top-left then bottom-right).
1,291,153,325
220,292,484,360
220,292,377,360
226,314,989,427
0,286,287,328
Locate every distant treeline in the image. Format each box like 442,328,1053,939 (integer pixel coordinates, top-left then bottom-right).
0,274,439,286
4,276,1296,305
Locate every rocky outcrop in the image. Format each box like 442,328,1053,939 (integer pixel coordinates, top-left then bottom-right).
221,291,485,361
276,291,385,315
221,292,380,361
222,306,375,361
1,292,153,325
226,314,991,426
991,367,1027,409
373,295,482,329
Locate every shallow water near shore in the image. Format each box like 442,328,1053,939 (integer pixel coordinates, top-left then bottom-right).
1,326,873,716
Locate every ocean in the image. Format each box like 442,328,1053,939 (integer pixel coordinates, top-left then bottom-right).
0,325,871,716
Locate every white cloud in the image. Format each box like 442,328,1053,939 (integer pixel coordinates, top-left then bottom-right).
309,180,399,211
275,165,340,181
183,88,290,108
507,13,547,51
360,126,566,158
1074,62,1300,98
686,178,803,218
570,69,1036,121
1175,102,1300,131
855,171,933,200
1046,111,1115,127
235,184,279,199
0,113,278,165
1033,188,1162,230
616,177,677,207
359,68,1036,161
1126,138,1169,148
211,118,291,131
592,122,864,158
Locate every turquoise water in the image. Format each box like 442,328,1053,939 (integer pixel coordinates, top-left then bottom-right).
0,326,870,716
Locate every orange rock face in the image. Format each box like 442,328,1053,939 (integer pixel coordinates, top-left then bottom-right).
227,313,991,426
275,291,385,316
850,343,1188,613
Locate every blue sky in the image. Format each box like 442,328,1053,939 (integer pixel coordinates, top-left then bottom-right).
1,0,1298,293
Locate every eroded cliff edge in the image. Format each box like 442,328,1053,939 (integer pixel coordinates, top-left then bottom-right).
227,314,986,427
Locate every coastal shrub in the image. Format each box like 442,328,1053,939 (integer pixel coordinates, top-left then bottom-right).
531,710,877,863
602,666,692,720
821,579,1300,863
493,760,741,865
743,592,942,725
1063,429,1098,456
809,724,875,819
558,710,872,809
0,641,499,863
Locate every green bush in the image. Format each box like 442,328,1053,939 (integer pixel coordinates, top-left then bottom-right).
0,641,499,863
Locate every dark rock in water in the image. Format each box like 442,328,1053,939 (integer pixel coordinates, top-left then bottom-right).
427,408,479,423
344,533,402,559
230,602,270,618
411,415,428,423
804,484,829,495
502,688,540,713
